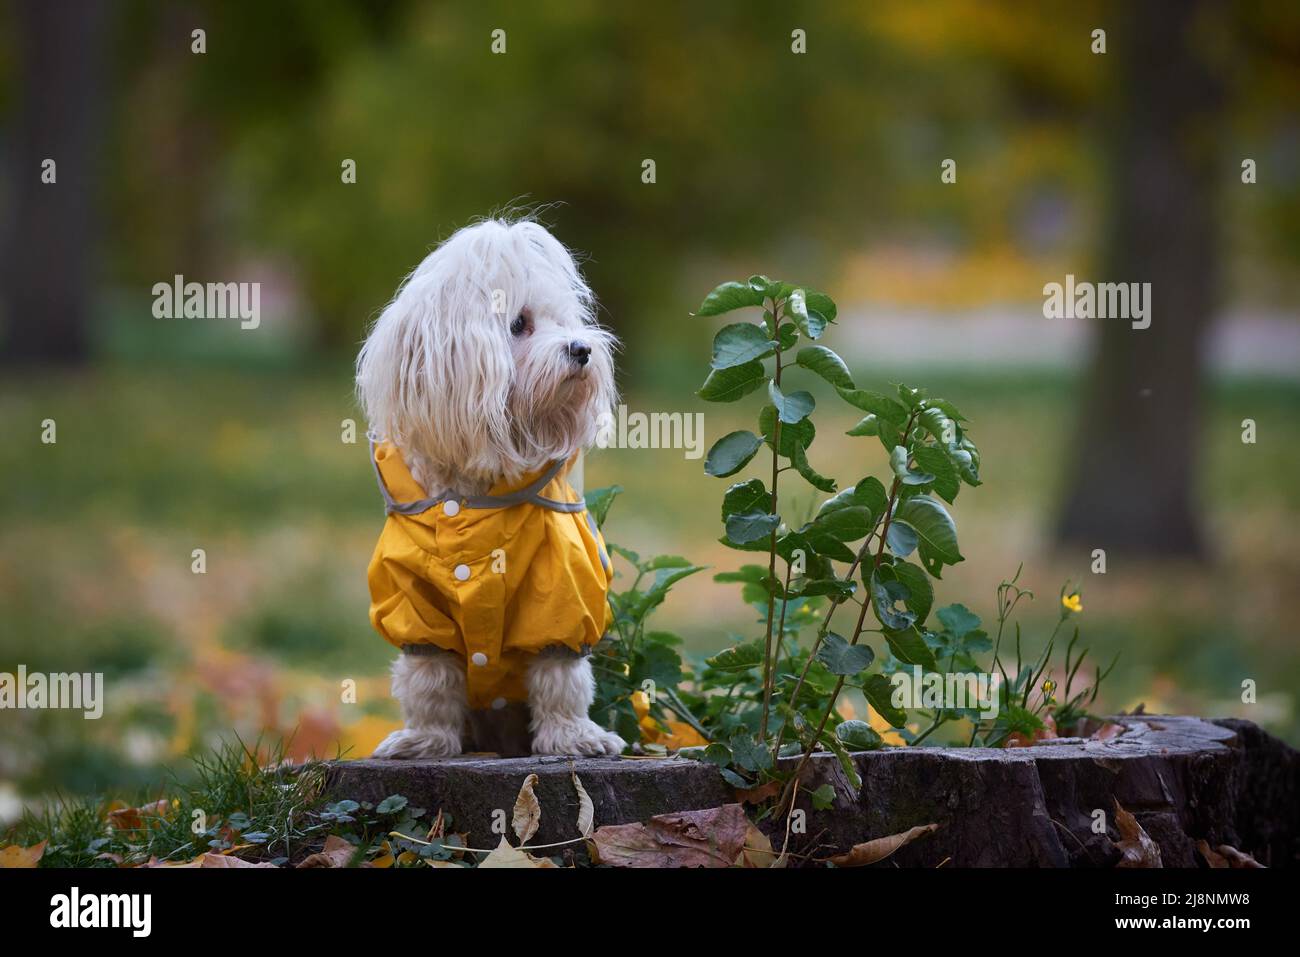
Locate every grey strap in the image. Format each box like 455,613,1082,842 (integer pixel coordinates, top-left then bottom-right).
368,434,585,515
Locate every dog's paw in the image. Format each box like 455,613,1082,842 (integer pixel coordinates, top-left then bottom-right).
531,717,626,757
372,727,462,759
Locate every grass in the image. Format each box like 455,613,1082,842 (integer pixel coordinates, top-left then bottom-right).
8,738,333,867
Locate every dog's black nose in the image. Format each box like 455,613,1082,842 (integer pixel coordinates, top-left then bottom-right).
568,341,591,365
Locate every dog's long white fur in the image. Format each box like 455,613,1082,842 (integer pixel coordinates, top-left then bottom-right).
359,216,625,757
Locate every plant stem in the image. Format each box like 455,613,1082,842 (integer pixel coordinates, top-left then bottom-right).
758,298,784,741
776,410,919,848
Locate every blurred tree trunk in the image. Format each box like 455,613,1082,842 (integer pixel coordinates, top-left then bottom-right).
2,0,108,365
1056,0,1225,557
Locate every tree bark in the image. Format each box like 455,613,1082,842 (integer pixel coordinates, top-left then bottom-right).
2,0,108,365
1056,0,1225,556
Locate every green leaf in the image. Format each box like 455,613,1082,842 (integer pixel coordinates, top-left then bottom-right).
846,414,879,437
811,505,872,542
893,496,963,575
805,291,837,322
632,643,684,690
911,446,960,503
885,516,918,558
870,568,917,631
920,397,966,421
795,346,854,389
721,478,768,521
936,603,981,639
810,783,836,810
645,555,694,570
791,440,836,493
698,361,768,402
725,510,780,544
890,445,935,486
729,731,773,773
835,720,884,751
836,388,908,426
862,674,908,728
705,641,765,673
583,485,622,529
884,625,939,671
891,561,934,624
759,405,815,457
816,632,875,676
819,477,888,522
634,564,707,618
792,577,858,600
711,322,775,369
695,281,765,317
702,742,733,767
767,381,815,424
713,564,766,584
376,794,409,815
819,733,861,789
704,430,763,477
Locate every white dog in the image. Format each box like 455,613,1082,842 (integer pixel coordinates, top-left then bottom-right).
357,217,626,758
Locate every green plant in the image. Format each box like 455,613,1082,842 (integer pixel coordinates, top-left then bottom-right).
583,485,710,749
687,274,984,807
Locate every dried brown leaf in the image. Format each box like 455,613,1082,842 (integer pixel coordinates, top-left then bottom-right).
590,804,750,868
512,773,541,845
1196,839,1229,868
826,823,940,867
295,834,360,869
0,840,46,868
572,770,594,838
1113,800,1162,868
1215,843,1264,868
478,836,557,868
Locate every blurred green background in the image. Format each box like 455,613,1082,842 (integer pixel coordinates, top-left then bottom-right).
1,0,1297,818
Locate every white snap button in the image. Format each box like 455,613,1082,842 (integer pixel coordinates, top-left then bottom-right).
454,563,471,581
491,697,507,710
443,499,460,517
471,652,488,667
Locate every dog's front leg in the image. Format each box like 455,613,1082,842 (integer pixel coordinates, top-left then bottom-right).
527,651,626,756
372,650,466,758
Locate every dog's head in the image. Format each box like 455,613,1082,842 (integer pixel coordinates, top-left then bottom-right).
357,217,617,484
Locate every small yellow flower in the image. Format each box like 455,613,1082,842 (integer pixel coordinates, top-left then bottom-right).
1062,593,1083,613
1042,679,1056,696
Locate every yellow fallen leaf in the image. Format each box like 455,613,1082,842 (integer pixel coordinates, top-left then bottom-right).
512,773,541,845
0,841,46,868
827,823,940,867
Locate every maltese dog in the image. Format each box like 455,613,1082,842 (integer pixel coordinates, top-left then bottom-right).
357,216,626,758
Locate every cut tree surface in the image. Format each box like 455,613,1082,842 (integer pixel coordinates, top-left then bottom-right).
324,716,1298,867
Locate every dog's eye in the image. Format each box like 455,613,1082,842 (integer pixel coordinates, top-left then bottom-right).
510,311,530,336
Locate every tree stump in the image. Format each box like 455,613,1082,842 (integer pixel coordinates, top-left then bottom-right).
324,716,1298,866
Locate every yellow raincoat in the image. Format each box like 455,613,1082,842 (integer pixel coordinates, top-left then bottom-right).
366,438,613,710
